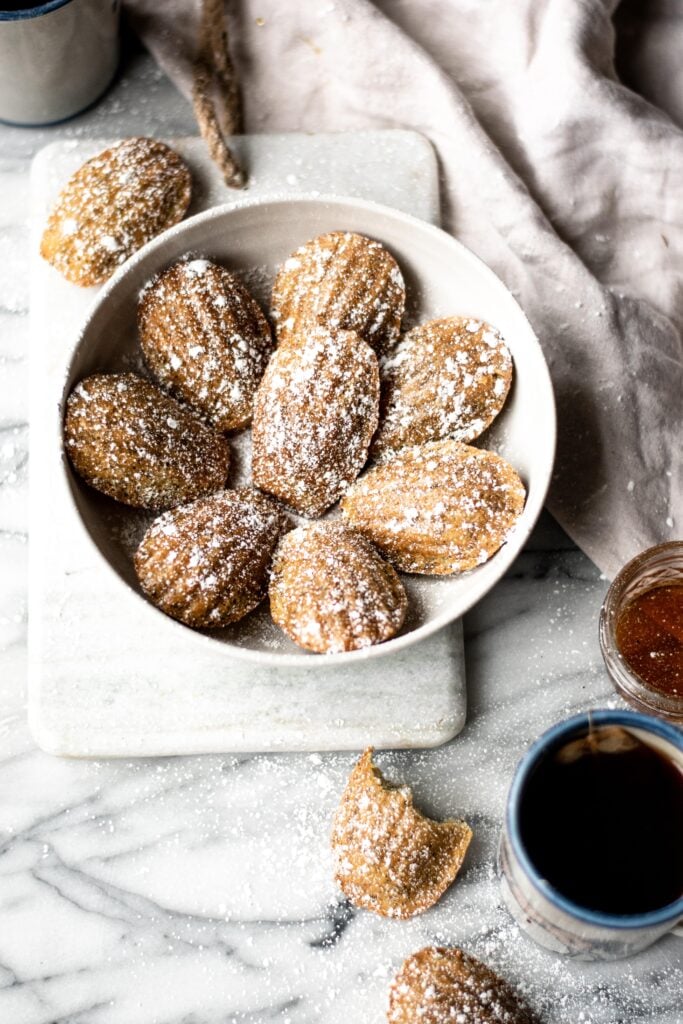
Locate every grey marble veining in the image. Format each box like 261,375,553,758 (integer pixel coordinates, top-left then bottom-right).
0,41,681,1024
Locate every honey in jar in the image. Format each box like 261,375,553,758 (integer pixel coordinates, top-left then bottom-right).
615,584,683,697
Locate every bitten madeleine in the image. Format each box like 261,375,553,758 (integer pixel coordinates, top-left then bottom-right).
373,316,513,456
252,326,379,517
387,947,536,1024
41,137,191,287
271,231,405,355
138,258,273,431
331,749,472,919
341,440,526,575
134,488,289,628
64,373,229,510
269,522,407,653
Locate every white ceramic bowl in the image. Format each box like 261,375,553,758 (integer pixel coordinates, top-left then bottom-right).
63,195,556,666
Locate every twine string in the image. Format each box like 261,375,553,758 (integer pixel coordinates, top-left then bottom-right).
192,0,245,189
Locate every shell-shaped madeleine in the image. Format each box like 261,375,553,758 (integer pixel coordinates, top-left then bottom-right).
138,258,274,431
271,231,405,355
41,138,191,287
252,326,379,517
373,316,513,456
331,749,472,919
64,373,229,510
387,947,536,1024
269,522,407,653
134,488,289,628
341,440,526,575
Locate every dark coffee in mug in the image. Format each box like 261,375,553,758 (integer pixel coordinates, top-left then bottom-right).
0,3,50,10
518,725,683,915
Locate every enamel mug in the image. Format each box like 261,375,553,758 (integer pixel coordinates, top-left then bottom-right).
0,0,119,126
498,710,683,961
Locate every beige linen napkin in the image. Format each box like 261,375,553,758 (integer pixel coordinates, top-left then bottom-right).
124,0,682,579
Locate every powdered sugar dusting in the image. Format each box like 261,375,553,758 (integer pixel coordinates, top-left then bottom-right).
252,326,380,517
374,317,513,456
64,372,229,510
271,231,405,354
135,488,288,628
269,522,407,652
342,441,526,575
331,749,472,918
40,137,191,286
388,945,535,1023
138,258,274,431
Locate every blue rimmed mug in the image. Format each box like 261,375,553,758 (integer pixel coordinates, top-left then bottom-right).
0,0,119,126
499,710,683,961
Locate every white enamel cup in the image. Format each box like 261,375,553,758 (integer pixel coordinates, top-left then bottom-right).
0,0,119,126
499,710,683,961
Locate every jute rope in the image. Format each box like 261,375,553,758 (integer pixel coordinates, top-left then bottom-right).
192,0,246,189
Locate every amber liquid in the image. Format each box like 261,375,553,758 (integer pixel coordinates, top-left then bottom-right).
616,584,683,696
519,726,683,915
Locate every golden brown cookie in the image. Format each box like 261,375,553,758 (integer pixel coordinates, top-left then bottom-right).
271,231,405,355
341,440,526,575
135,488,289,628
387,947,536,1024
372,316,513,456
138,258,274,431
251,326,379,517
269,522,407,653
40,137,191,287
64,373,229,510
331,749,472,919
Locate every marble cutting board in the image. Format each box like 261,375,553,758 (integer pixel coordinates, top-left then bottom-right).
27,130,467,757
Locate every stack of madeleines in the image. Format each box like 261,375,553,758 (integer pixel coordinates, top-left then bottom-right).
51,141,526,654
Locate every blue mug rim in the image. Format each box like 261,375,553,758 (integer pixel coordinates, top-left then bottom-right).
0,0,73,22
506,709,683,930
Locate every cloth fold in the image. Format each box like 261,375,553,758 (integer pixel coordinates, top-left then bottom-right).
124,0,683,579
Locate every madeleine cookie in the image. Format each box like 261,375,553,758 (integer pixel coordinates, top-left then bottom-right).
331,749,472,919
387,947,536,1024
269,522,407,653
64,373,229,510
271,231,405,355
373,316,513,456
138,258,274,431
41,137,191,287
135,488,288,628
341,440,526,575
252,326,379,517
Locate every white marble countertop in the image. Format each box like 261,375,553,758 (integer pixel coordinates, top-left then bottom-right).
0,42,681,1024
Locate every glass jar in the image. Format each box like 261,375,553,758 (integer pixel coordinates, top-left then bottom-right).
599,541,683,723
